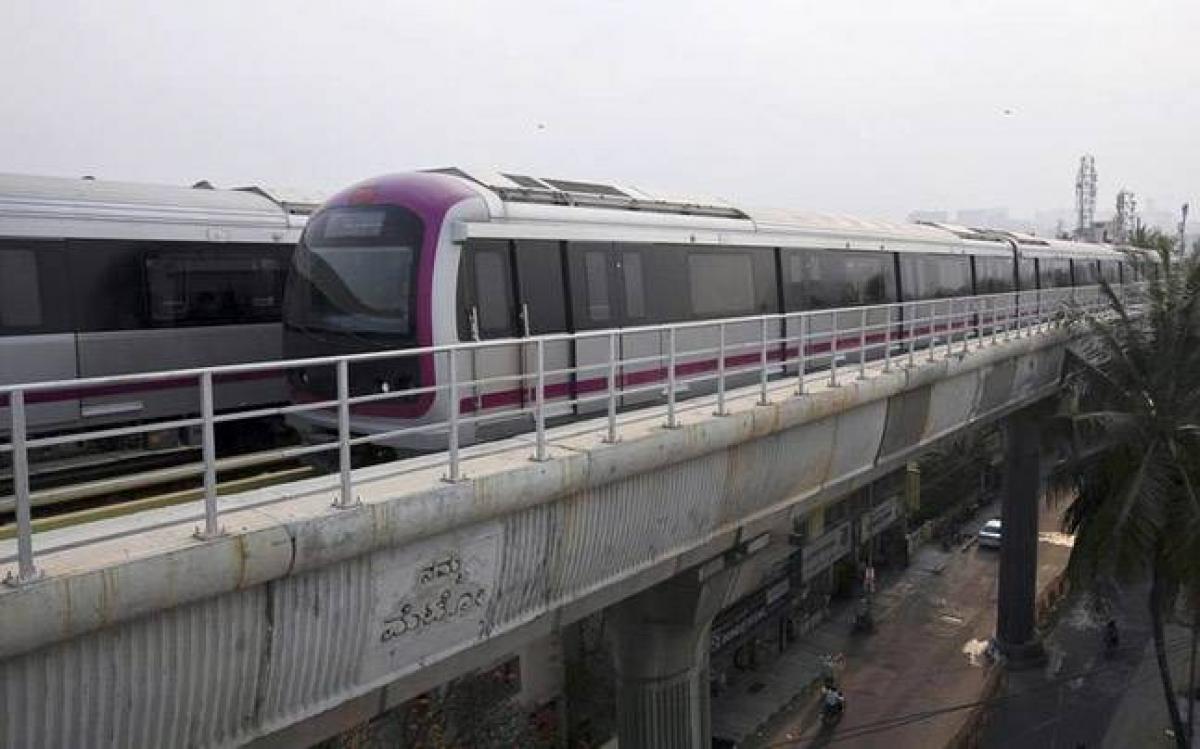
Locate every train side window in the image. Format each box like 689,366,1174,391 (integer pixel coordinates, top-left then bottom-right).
974,256,1015,294
1018,258,1038,291
786,249,891,309
688,252,755,317
620,251,646,320
1039,258,1072,288
472,246,516,338
146,248,285,326
1072,259,1099,286
899,254,970,301
584,250,612,322
0,249,42,330
513,240,566,334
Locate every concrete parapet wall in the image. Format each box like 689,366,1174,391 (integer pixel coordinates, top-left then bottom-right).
0,330,1069,748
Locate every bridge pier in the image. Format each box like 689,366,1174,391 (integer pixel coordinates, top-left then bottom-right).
607,563,736,749
996,405,1046,666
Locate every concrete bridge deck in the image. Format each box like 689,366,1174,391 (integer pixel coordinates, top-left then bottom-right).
0,312,1074,748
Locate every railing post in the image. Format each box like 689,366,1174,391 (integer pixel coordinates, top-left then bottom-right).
829,311,840,387
883,306,893,372
858,307,868,379
759,317,769,405
907,303,916,368
534,338,549,459
961,299,970,354
4,390,40,585
445,350,461,481
927,304,937,362
990,298,999,346
195,371,222,538
943,299,950,356
335,359,356,506
715,323,728,415
1006,295,1015,340
797,315,807,394
666,327,679,428
605,331,619,442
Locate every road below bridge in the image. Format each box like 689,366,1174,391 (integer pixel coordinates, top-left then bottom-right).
729,496,1071,749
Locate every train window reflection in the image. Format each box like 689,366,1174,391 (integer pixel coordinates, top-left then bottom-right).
584,251,611,322
148,252,285,326
899,255,971,300
785,249,894,309
284,246,412,335
473,249,514,336
689,253,755,316
0,250,41,329
974,256,1015,293
622,251,646,320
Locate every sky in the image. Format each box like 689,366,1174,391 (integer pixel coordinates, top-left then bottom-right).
2,0,1197,223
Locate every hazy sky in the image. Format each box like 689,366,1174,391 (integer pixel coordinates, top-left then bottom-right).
2,0,1197,221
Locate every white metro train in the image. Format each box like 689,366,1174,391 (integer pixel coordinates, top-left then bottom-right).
0,173,316,443
282,167,1139,452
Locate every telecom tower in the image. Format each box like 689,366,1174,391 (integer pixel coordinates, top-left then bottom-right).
1114,188,1138,244
1075,154,1098,240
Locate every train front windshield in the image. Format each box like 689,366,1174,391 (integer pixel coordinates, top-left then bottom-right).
284,205,423,337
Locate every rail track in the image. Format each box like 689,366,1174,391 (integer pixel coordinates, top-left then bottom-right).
0,447,319,540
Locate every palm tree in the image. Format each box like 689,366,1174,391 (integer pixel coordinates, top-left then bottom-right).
1053,242,1200,748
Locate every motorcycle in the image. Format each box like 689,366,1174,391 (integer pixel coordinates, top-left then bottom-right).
820,686,846,727
852,598,874,634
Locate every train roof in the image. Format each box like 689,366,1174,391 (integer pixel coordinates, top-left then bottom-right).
0,172,313,243
364,168,1127,261
436,168,982,255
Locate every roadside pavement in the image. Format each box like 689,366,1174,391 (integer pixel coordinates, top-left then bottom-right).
1100,619,1198,748
980,581,1154,748
710,497,1071,748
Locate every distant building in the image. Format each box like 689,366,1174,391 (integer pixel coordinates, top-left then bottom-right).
907,210,949,223
955,208,1017,230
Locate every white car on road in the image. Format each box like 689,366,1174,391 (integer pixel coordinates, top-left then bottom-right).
977,518,1002,549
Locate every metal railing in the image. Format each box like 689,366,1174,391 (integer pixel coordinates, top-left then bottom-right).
0,284,1132,585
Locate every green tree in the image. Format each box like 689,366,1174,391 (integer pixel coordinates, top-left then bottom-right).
1130,225,1177,255
1053,245,1200,747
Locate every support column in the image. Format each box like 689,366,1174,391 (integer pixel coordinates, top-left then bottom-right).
607,565,735,749
996,406,1046,665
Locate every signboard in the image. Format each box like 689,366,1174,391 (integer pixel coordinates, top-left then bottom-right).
801,521,852,582
860,497,901,541
709,550,801,654
362,523,501,682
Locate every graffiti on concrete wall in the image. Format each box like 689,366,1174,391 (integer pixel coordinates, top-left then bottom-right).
364,523,501,681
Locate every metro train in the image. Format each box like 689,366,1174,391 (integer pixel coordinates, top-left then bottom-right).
0,173,317,445
282,168,1135,450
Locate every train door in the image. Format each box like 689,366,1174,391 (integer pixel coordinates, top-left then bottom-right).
1017,256,1038,326
512,240,571,418
565,242,665,413
458,239,528,437
614,247,663,408
0,240,79,437
687,249,775,390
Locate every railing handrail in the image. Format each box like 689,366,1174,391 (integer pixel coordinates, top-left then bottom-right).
0,286,1078,397
0,282,1137,586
